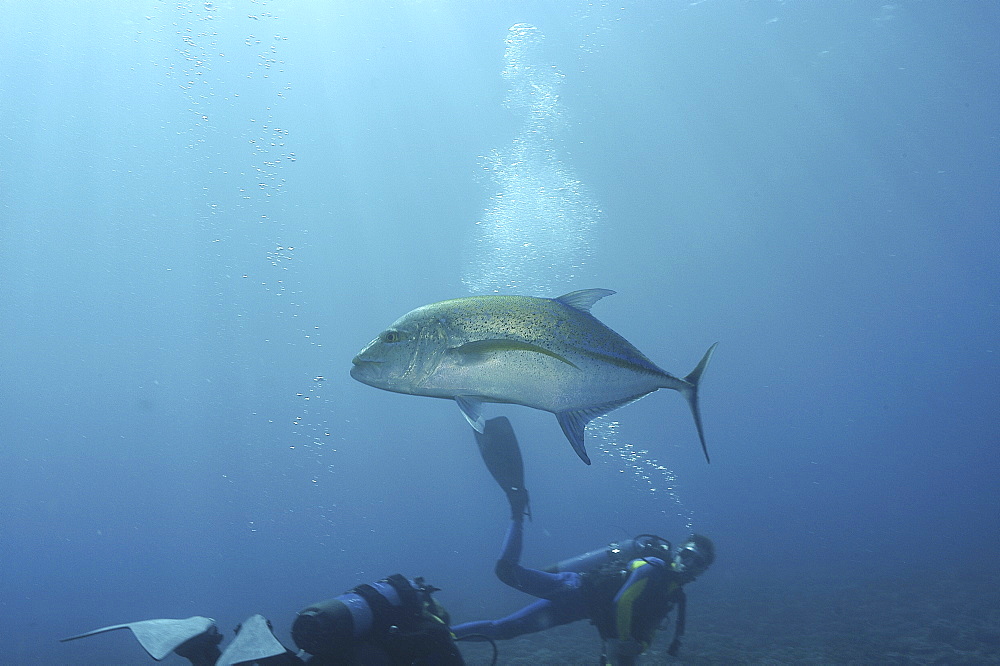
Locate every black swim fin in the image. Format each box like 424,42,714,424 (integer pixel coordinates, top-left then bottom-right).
60,616,220,663
474,416,531,521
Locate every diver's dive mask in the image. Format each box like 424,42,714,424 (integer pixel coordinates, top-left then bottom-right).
673,542,705,574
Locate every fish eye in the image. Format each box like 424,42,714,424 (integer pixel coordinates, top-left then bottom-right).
381,330,404,343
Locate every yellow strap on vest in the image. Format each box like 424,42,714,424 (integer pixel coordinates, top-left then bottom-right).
614,561,650,641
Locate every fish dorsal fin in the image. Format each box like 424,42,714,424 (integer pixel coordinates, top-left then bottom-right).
451,339,578,368
555,288,616,313
455,395,486,432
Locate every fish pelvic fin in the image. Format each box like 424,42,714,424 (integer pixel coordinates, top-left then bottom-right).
676,342,718,464
455,395,486,432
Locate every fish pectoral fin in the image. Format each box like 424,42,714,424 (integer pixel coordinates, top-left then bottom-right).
451,339,578,369
455,395,486,432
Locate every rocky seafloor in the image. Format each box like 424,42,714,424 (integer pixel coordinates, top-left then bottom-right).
456,570,1000,664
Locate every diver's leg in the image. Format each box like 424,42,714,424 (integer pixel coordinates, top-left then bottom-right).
452,598,585,641
494,519,583,598
497,518,524,565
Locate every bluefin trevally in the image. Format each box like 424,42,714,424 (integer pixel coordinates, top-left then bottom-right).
350,289,717,464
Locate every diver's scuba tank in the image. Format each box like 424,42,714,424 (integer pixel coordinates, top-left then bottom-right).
542,534,672,574
293,574,463,664
292,574,425,659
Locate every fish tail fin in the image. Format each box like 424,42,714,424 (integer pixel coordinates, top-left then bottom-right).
679,342,718,463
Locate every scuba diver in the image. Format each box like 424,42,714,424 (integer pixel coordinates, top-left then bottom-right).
457,416,715,665
60,573,468,665
293,574,464,665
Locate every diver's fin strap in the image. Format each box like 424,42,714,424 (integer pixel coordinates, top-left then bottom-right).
667,588,687,656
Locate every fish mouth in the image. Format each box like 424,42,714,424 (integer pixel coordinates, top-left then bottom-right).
351,355,384,366
350,356,384,382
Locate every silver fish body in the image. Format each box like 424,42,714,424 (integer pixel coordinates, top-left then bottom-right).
351,289,716,464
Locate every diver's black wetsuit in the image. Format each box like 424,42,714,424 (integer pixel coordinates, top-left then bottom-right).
451,518,684,652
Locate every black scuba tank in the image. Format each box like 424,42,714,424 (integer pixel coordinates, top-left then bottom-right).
542,534,672,574
292,574,421,659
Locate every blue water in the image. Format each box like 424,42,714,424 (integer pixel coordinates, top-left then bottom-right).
2,2,997,664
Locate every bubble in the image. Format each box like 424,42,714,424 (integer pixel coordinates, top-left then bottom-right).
590,419,695,531
464,21,693,526
462,24,599,296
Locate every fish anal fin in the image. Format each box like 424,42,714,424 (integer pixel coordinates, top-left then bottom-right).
555,288,616,313
556,411,592,465
556,398,640,466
